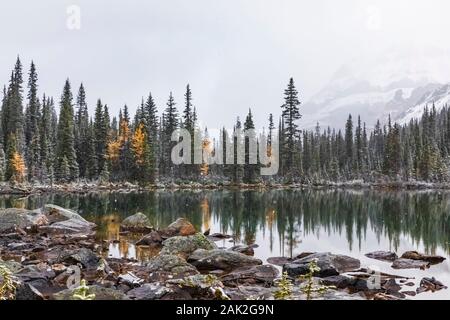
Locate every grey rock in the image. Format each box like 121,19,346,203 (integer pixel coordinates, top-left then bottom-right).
283,252,360,278
229,244,256,256
188,249,262,271
400,251,446,265
365,251,398,262
58,248,101,269
135,231,163,246
391,258,430,270
126,283,172,300
0,208,47,233
15,283,45,300
220,264,279,285
146,254,198,275
160,233,217,257
120,212,152,232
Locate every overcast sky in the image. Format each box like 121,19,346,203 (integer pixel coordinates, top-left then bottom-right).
1,0,450,130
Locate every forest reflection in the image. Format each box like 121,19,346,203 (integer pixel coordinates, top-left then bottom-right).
2,189,450,256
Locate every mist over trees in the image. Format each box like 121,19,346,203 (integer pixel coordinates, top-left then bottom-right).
0,58,449,186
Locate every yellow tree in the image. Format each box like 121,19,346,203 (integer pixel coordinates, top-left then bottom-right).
10,152,26,183
132,123,146,166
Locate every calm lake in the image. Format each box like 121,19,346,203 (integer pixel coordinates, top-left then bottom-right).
2,189,450,299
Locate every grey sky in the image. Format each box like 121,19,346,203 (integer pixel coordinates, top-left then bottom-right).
1,0,450,130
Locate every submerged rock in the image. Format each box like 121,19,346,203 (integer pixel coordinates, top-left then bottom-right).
365,251,398,262
391,258,430,270
120,212,152,232
188,249,262,271
229,244,257,256
400,251,446,265
160,233,217,257
160,218,196,238
283,252,360,278
267,256,293,266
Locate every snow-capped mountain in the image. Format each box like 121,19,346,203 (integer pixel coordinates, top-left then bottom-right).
397,83,450,124
301,46,450,129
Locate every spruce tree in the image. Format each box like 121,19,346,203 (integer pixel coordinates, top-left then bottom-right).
281,78,301,181
56,79,79,181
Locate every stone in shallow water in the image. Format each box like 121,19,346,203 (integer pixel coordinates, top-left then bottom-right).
416,277,447,294
283,252,360,278
267,257,292,266
400,251,446,264
391,258,430,270
228,244,256,256
365,251,398,262
120,212,152,232
159,218,196,238
135,231,163,246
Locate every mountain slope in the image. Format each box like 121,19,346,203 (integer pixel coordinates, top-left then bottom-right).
301,46,450,129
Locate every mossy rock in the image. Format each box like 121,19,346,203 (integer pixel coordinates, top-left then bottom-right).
160,233,217,257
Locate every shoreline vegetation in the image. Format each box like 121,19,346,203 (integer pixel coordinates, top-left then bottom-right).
1,58,450,189
2,180,450,196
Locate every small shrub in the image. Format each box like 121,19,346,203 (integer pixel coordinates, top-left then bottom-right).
273,271,293,300
72,280,96,300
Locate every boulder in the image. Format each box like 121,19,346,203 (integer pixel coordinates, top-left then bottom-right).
319,275,356,289
267,257,293,266
52,285,129,300
166,274,227,299
365,251,398,262
120,213,152,232
283,252,360,278
391,258,430,270
220,264,279,285
160,233,217,257
229,244,257,256
188,249,262,271
0,208,47,233
146,254,198,275
15,283,45,300
159,218,196,238
39,205,95,235
57,248,101,269
416,277,447,294
42,205,89,224
126,283,172,300
400,251,446,264
135,231,163,247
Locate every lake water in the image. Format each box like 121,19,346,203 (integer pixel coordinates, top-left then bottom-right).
2,189,450,300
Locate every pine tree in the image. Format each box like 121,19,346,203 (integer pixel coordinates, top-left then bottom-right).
161,92,179,178
281,78,301,181
56,79,79,181
75,83,90,178
243,108,258,183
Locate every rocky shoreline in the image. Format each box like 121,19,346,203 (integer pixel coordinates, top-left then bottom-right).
2,180,450,197
0,206,448,300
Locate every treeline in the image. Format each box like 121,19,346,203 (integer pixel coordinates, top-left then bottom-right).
0,57,449,185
